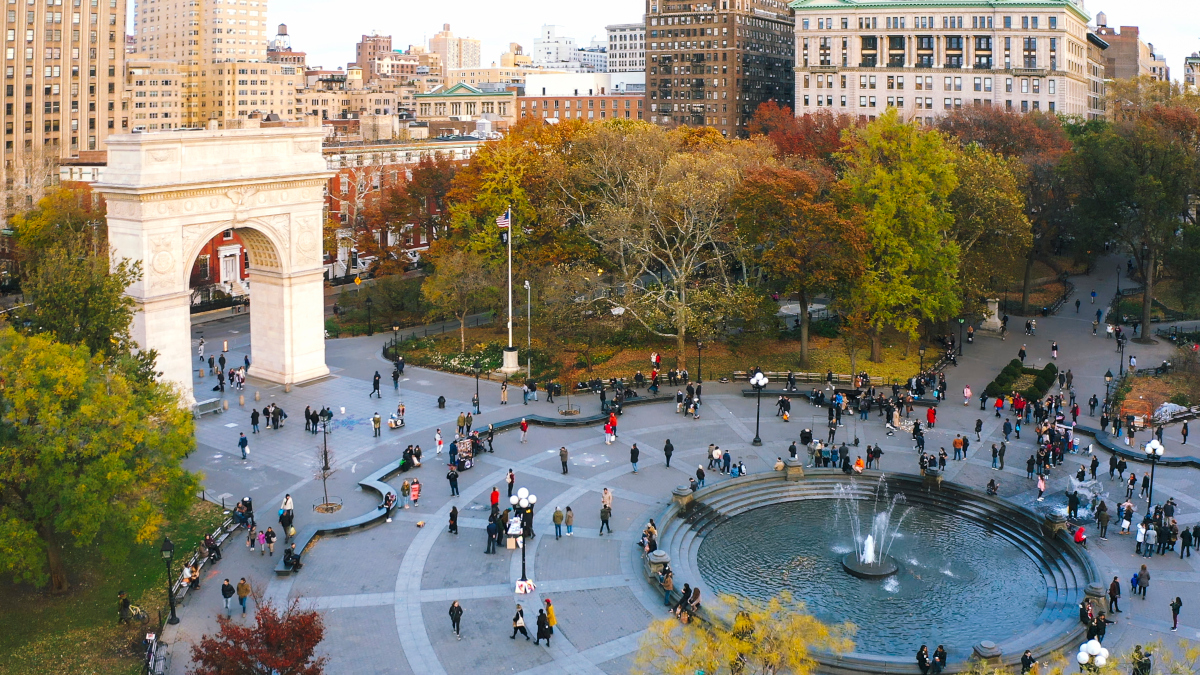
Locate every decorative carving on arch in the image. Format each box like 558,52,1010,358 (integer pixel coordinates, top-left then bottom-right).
148,235,176,290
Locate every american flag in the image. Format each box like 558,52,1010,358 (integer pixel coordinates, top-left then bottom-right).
495,209,510,229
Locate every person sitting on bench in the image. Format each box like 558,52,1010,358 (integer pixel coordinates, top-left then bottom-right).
283,543,304,571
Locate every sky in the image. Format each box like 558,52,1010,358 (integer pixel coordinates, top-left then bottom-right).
256,0,1197,78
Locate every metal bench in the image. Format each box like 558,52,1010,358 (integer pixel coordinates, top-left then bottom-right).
193,398,223,418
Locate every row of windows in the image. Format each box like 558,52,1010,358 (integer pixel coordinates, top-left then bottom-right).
520,98,641,110
803,93,1055,113
806,73,1055,94
520,108,640,120
803,15,1059,31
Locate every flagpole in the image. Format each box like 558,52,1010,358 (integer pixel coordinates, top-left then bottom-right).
507,207,513,349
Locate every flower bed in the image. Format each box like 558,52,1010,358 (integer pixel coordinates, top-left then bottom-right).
984,359,1057,400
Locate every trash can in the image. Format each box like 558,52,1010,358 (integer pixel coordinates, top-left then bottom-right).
1041,306,1050,316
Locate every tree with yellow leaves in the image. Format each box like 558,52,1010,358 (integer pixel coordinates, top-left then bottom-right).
633,592,854,675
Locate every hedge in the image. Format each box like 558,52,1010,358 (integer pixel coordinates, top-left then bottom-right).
984,361,1057,400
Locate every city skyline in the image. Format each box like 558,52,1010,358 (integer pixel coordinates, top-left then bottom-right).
235,0,1199,81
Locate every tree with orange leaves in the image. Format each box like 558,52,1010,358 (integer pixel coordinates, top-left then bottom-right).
189,598,327,675
747,102,857,162
733,166,866,362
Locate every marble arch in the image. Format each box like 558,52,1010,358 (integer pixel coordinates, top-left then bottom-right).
95,126,333,404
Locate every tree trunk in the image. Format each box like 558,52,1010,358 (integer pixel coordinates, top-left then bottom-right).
458,312,467,350
869,327,883,363
675,332,688,372
1021,250,1036,316
798,287,810,364
1139,247,1155,343
40,526,69,594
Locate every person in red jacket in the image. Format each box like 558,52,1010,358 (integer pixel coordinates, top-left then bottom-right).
926,407,937,428
520,418,529,443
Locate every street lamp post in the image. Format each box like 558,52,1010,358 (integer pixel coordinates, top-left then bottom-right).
919,346,926,373
1145,439,1164,508
392,322,400,353
750,371,768,446
957,318,966,356
696,341,704,384
161,538,180,625
524,280,531,349
1118,339,1126,376
365,296,374,336
1104,369,1114,415
1116,265,1120,296
510,487,537,585
473,359,481,414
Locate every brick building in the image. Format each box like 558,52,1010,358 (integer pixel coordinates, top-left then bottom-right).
518,93,644,121
646,0,795,137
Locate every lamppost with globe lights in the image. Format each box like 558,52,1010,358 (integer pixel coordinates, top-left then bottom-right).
392,322,400,353
919,345,926,373
957,317,966,356
696,341,704,383
1076,638,1110,672
750,371,769,446
1145,438,1165,507
161,538,180,625
510,487,537,591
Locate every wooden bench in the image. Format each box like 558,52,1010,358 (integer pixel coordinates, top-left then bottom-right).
193,398,223,418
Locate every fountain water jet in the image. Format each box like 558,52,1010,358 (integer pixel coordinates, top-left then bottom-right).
837,478,908,579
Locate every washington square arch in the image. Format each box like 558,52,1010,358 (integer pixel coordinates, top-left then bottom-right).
95,125,332,404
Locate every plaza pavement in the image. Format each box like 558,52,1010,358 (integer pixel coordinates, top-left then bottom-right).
162,256,1200,673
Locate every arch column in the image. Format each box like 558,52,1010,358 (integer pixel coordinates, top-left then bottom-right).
95,125,333,405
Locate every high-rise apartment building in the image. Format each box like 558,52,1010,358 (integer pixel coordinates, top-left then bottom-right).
607,22,646,72
645,0,795,138
134,0,297,124
125,59,180,130
791,0,1104,122
1091,14,1153,80
429,23,480,70
0,0,125,207
355,32,390,75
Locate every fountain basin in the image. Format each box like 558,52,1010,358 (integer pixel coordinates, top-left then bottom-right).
841,552,898,579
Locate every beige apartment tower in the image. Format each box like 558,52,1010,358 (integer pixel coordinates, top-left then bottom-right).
134,0,297,125
0,0,125,209
429,23,480,70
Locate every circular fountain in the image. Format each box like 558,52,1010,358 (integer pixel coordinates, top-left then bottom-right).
659,473,1098,673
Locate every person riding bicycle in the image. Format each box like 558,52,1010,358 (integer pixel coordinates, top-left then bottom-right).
118,590,132,625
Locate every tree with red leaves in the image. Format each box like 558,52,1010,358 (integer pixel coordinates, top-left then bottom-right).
748,102,857,162
189,599,327,675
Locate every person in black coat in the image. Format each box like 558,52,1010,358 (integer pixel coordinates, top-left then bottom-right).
448,601,463,639
916,645,930,675
663,439,673,467
534,609,552,646
630,444,640,473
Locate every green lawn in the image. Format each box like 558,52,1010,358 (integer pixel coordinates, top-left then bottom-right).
0,500,226,675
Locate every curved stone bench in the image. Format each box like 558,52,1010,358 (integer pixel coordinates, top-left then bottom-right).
274,394,676,575
1074,425,1200,468
652,470,1097,675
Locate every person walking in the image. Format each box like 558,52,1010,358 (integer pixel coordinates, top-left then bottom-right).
511,604,530,640
1036,474,1046,501
1181,526,1193,558
559,446,569,474
446,466,460,497
544,598,557,638
565,506,574,536
250,408,260,433
963,385,972,406
663,439,674,468
392,367,400,392
449,601,463,639
410,479,421,507
238,432,249,460
1171,596,1183,631
534,609,552,646
696,465,706,487
1138,564,1151,598
500,382,509,405
1108,576,1121,613
507,470,516,498
975,418,983,442
1184,421,1190,445
1018,345,1027,363
630,443,640,473
221,579,235,617
372,412,381,438
600,504,612,535
448,506,458,534
370,371,382,398
520,418,529,443
485,518,498,554
553,507,564,539
236,577,251,615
